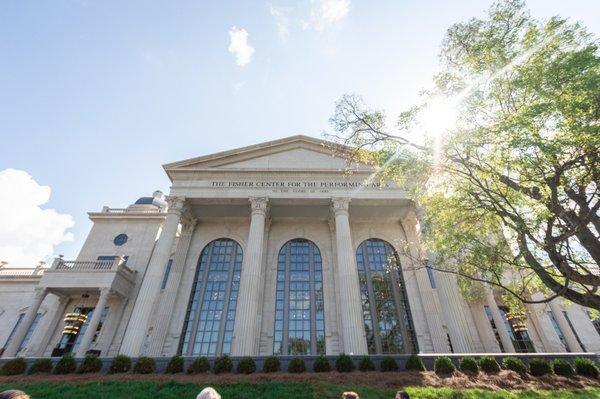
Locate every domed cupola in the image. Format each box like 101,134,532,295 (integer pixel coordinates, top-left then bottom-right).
128,190,167,210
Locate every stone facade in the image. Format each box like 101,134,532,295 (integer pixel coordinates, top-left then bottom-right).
1,135,599,358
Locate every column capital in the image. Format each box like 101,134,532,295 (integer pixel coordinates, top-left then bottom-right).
331,197,351,216
166,196,186,215
33,287,47,298
99,287,113,296
249,197,269,216
181,217,198,235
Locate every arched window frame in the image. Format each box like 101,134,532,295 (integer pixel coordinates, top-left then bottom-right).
273,239,325,356
356,238,417,354
178,238,242,357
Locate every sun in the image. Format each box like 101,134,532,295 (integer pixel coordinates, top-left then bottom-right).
419,96,459,140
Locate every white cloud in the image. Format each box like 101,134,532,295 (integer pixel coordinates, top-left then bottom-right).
306,0,350,31
269,5,290,40
0,169,74,268
320,0,350,25
228,26,255,66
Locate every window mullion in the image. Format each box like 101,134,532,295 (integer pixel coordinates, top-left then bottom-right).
190,242,213,356
282,243,290,355
387,248,411,354
309,243,317,355
216,244,236,355
363,246,383,354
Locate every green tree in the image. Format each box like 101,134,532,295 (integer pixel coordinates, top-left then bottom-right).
326,0,600,309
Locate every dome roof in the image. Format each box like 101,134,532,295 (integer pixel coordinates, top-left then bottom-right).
134,196,167,208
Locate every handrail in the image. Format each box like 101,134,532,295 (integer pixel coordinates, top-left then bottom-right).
50,256,128,272
55,260,114,271
0,268,46,277
100,207,165,214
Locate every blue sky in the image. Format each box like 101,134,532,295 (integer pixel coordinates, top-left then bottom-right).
1,0,599,265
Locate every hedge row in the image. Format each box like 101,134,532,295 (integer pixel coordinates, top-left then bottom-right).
1,354,598,378
430,356,599,378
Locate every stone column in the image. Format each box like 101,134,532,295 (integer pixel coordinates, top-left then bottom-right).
147,216,197,356
436,271,473,352
120,196,187,356
485,288,516,353
401,212,448,352
34,295,70,357
3,287,48,358
549,299,583,352
75,288,111,357
331,197,368,355
232,197,269,355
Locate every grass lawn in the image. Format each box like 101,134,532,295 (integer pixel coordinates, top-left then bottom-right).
0,381,599,399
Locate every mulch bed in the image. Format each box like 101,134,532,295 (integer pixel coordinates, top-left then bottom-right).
1,371,599,391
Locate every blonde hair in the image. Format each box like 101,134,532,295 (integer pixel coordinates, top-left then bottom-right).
196,387,221,399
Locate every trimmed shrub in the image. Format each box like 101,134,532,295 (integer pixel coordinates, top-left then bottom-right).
574,357,600,378
313,355,331,372
213,355,233,374
502,357,527,374
263,356,280,373
434,356,455,375
165,355,184,374
237,357,256,374
358,356,376,372
53,353,76,374
77,354,102,374
288,357,306,373
335,353,355,372
187,357,210,374
479,356,501,373
459,357,479,374
1,357,27,376
133,357,155,374
380,356,399,372
28,358,53,375
552,359,575,377
529,358,552,377
405,354,426,372
110,354,132,374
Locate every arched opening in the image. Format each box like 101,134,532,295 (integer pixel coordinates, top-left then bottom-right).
356,238,417,354
273,239,325,355
179,238,242,356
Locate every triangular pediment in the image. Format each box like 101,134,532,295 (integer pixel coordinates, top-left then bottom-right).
163,135,373,179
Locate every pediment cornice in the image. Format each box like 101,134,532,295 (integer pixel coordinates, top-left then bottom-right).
163,135,371,181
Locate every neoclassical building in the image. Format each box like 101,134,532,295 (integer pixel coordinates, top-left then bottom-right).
1,135,599,359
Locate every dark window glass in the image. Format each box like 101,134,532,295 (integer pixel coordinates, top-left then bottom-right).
113,234,128,246
97,255,129,265
587,310,600,336
484,305,505,352
499,306,535,353
179,239,242,357
57,306,109,354
446,332,454,353
1,314,24,352
356,239,417,354
19,313,42,352
273,239,325,355
426,266,436,289
547,311,567,349
161,259,173,290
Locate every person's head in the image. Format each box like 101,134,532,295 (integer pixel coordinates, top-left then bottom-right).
0,390,30,399
196,387,221,399
342,392,359,399
395,392,410,399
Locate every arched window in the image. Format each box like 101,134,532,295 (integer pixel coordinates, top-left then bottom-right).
356,239,417,354
273,239,325,355
179,238,242,356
